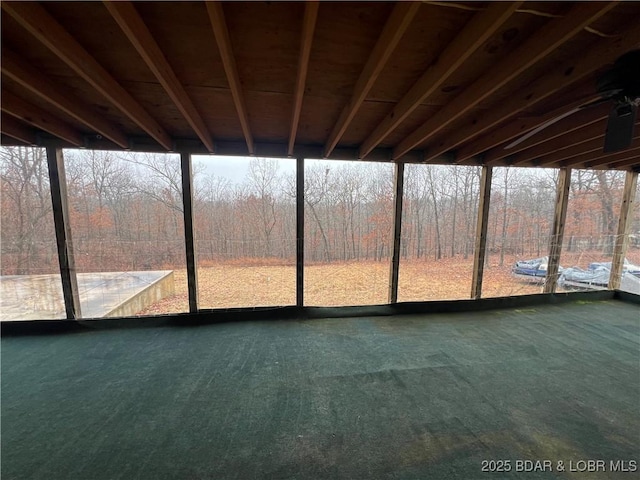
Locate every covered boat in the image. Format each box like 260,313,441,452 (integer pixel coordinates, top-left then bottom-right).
559,262,640,294
559,266,610,290
587,259,640,277
511,256,562,282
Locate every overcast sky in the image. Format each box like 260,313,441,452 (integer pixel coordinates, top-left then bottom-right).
191,156,361,185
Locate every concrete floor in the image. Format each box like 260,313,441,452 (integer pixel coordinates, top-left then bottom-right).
0,271,174,320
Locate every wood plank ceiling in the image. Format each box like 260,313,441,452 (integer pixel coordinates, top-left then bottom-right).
1,1,639,171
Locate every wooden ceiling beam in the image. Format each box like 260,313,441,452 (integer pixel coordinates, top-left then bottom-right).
526,131,640,168
440,20,640,164
509,139,600,167
564,145,640,169
536,139,609,167
554,131,640,167
604,152,640,170
2,1,173,150
1,90,84,146
0,113,37,145
1,47,129,149
206,2,254,155
392,2,619,160
288,1,319,157
509,120,608,166
463,98,595,165
483,103,609,166
323,1,421,158
104,1,214,152
359,1,520,160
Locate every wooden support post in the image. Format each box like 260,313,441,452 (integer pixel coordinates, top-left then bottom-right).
180,152,198,313
544,168,571,294
609,171,638,290
46,147,81,319
388,162,405,303
296,157,305,307
471,166,493,299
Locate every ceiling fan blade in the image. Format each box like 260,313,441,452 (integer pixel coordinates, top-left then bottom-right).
504,97,612,150
504,107,581,150
603,103,638,153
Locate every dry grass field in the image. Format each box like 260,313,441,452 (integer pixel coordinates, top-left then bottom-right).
138,249,640,315
138,256,542,315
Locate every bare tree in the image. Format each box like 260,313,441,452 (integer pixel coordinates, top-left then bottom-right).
247,158,280,257
0,147,55,274
594,170,624,255
195,171,232,260
305,163,333,262
425,166,443,260
69,150,134,238
332,164,364,260
123,153,185,214
403,165,429,259
499,167,520,266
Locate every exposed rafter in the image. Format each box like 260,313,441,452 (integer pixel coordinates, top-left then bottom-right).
483,103,610,166
479,139,639,170
606,154,640,171
558,134,640,167
509,120,609,166
0,113,36,145
288,1,319,157
536,138,611,166
595,154,640,170
392,2,619,160
605,153,640,170
104,1,214,152
563,144,640,169
1,47,129,149
529,132,640,167
2,90,84,146
359,1,521,159
0,1,636,171
436,20,640,163
206,1,254,155
1,1,173,150
324,1,420,158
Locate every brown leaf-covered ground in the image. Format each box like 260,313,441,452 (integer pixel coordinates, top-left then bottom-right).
140,251,626,315
139,248,640,315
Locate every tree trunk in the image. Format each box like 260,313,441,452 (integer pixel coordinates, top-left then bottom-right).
499,169,509,267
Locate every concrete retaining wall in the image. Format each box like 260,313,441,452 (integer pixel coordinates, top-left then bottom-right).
105,271,175,318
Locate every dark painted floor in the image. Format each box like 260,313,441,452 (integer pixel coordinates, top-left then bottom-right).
2,299,639,479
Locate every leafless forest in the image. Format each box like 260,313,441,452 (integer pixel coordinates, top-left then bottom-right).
2,147,638,311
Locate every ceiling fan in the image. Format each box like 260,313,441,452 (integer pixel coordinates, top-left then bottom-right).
505,49,640,153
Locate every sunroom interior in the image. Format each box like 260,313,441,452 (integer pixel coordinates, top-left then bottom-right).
1,2,639,479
